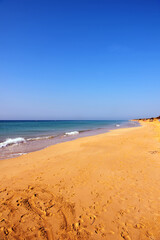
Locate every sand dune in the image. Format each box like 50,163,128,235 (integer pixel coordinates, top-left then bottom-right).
0,122,160,239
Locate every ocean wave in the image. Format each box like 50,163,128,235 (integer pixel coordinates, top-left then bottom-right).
116,124,120,127
65,131,79,136
0,137,26,148
27,136,54,141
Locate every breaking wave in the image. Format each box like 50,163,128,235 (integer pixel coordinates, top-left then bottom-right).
27,136,54,141
65,131,79,136
0,137,26,148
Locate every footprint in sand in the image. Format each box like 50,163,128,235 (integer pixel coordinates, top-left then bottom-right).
121,231,131,240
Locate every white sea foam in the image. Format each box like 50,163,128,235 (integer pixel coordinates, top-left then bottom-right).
116,124,120,127
11,153,26,156
0,137,26,148
27,136,54,141
65,131,79,136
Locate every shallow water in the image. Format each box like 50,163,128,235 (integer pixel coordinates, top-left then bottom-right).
0,120,139,159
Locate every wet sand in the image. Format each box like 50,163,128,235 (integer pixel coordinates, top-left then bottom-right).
0,121,138,160
0,121,160,239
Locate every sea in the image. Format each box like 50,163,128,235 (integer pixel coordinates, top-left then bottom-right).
0,120,139,160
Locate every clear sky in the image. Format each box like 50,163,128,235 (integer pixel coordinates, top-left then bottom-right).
0,0,160,120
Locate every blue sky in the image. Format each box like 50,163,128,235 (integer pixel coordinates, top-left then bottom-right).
0,0,160,120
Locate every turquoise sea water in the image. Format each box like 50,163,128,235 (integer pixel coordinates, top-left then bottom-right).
0,120,139,159
0,120,127,142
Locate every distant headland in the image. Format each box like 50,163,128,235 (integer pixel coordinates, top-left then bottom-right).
134,115,160,122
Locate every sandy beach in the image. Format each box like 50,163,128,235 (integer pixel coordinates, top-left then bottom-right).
0,121,160,240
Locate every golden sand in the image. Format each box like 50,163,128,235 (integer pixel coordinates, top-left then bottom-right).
0,121,160,239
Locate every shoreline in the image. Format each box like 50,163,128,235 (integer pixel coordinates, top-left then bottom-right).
0,121,160,239
0,120,139,160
